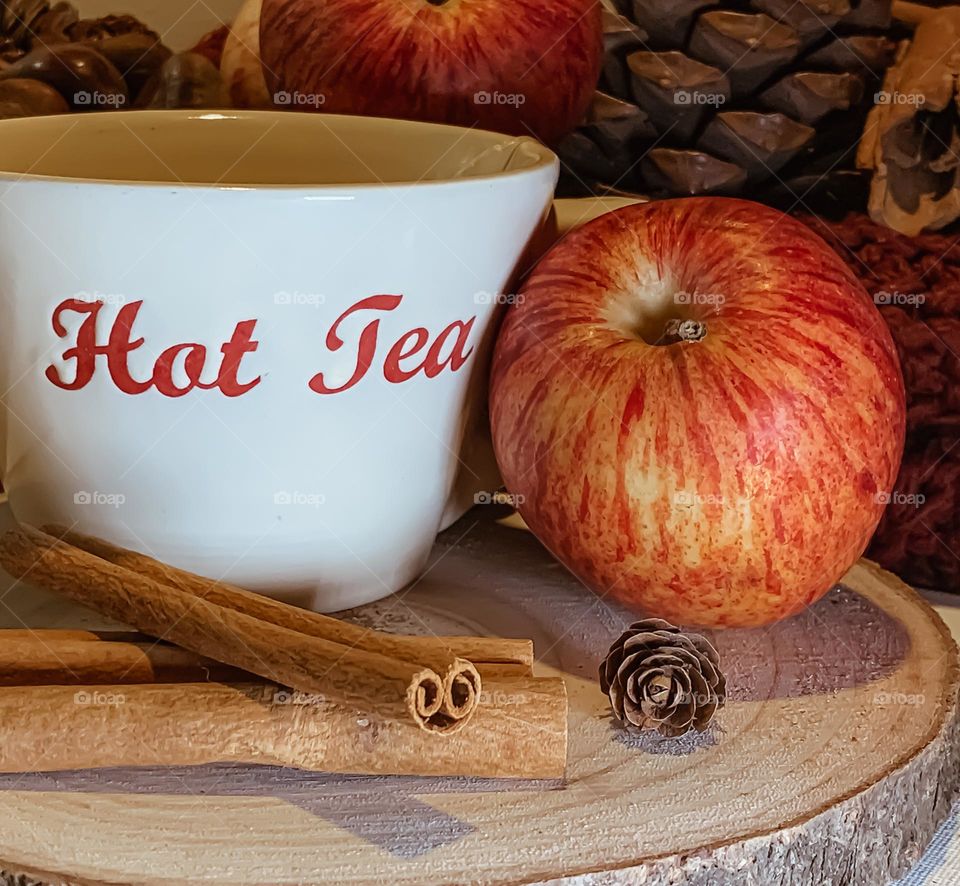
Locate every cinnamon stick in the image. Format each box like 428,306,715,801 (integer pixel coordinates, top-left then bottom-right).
0,675,568,778
44,525,531,702
0,527,458,733
0,629,144,642
8,627,530,677
0,632,247,685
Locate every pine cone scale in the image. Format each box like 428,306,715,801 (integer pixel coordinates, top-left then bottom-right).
558,1,899,201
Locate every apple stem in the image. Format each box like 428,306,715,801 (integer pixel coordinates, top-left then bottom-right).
663,318,707,343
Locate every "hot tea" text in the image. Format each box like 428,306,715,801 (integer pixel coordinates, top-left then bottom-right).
45,295,477,397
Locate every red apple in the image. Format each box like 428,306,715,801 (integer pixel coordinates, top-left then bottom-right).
258,0,602,145
489,199,906,627
221,0,272,109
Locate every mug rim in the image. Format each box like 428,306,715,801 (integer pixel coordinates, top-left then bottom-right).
0,109,559,191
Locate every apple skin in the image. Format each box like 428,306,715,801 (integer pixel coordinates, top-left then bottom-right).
258,0,601,145
221,0,272,109
489,198,906,627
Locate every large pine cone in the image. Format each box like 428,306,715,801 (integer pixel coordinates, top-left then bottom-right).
1,0,48,44
557,2,900,204
600,619,725,737
0,0,48,60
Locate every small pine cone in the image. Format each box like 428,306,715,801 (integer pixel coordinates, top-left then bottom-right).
600,618,726,738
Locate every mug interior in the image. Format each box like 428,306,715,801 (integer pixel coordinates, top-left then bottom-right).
0,110,555,187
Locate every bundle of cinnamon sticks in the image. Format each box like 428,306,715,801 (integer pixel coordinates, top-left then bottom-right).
0,526,568,778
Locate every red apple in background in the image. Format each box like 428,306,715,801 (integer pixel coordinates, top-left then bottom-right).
258,0,601,145
490,199,906,628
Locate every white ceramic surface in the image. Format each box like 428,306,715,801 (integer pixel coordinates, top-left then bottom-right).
0,110,557,610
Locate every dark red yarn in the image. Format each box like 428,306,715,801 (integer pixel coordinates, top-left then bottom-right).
797,213,960,590
883,308,960,434
869,435,960,591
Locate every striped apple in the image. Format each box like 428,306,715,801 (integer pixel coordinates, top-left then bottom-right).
490,199,906,627
258,0,601,145
221,0,271,109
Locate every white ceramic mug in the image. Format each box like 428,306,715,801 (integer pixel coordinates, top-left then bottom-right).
0,110,557,610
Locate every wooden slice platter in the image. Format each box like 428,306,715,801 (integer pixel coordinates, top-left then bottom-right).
0,501,957,885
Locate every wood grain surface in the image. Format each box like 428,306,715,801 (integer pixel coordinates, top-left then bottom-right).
0,504,956,885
